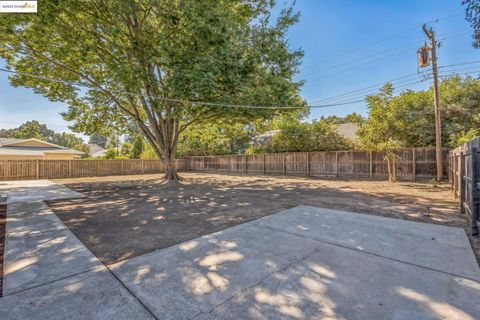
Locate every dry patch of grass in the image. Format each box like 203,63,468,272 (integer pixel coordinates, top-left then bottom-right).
48,172,475,265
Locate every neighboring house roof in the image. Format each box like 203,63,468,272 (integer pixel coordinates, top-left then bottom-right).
250,130,281,146
88,143,107,158
335,123,358,141
0,138,24,145
0,138,83,157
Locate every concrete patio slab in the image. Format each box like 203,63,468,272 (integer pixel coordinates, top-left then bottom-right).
110,206,480,320
3,227,102,295
253,205,480,281
0,267,154,320
0,179,82,203
201,243,480,320
5,201,67,238
109,223,321,320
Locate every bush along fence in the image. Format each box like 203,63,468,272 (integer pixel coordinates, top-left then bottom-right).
188,147,448,181
0,159,189,180
450,137,480,235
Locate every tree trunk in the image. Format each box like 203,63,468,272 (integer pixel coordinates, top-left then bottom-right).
392,157,397,183
387,158,392,183
164,155,180,181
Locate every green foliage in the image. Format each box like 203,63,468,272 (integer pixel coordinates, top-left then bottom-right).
106,135,120,156
320,112,364,125
74,143,91,158
0,0,305,179
0,120,83,148
176,121,252,156
252,118,352,153
357,75,480,182
131,135,144,159
103,148,117,159
120,142,133,158
463,0,480,48
140,143,157,160
358,76,480,150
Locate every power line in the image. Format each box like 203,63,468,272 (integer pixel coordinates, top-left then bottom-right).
302,40,424,78
308,60,480,105
303,28,471,79
2,65,478,113
308,74,423,104
439,59,480,69
316,79,429,106
301,12,464,70
303,30,470,83
0,67,369,110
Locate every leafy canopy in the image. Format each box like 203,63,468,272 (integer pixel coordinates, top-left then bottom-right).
0,120,83,148
358,76,480,150
0,0,305,178
463,0,480,47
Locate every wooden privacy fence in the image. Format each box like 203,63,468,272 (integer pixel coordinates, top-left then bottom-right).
0,148,446,181
0,159,189,180
450,137,480,235
188,147,448,181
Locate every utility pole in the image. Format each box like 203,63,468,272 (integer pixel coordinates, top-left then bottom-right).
422,24,443,181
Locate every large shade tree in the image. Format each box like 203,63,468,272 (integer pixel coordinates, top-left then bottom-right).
464,0,480,47
0,0,305,180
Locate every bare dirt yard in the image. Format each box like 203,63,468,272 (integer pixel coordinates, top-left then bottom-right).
47,172,478,266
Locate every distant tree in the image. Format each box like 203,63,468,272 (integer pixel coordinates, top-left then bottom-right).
88,134,108,148
248,118,351,154
103,148,117,159
12,121,52,140
140,143,157,160
131,135,144,159
358,76,480,152
344,112,364,125
120,142,133,158
463,0,480,47
176,121,253,156
357,83,401,182
74,143,91,158
0,0,305,181
52,132,83,148
0,120,82,147
106,134,120,156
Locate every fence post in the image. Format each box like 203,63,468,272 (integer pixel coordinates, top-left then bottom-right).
335,151,339,177
245,155,248,174
228,156,231,173
369,151,373,179
96,159,100,176
472,147,479,235
121,159,124,175
263,154,266,175
412,148,416,181
459,152,466,214
35,160,39,180
306,152,310,176
450,154,454,188
68,160,72,178
282,153,286,175
203,156,206,171
141,160,145,174
454,154,459,197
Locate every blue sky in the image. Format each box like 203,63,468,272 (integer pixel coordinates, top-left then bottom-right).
0,0,478,139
